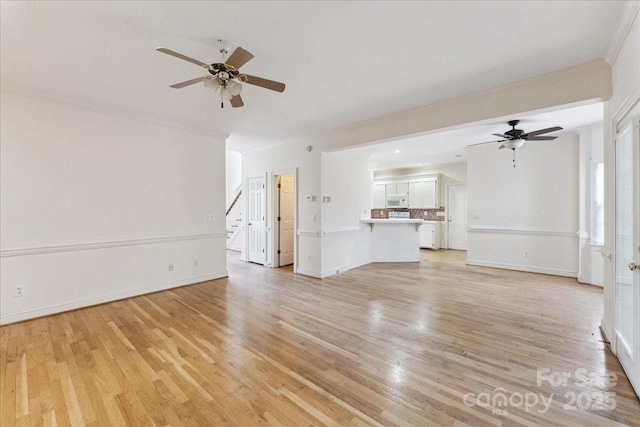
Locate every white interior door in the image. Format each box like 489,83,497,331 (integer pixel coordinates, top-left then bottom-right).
448,185,467,250
278,174,295,266
247,176,266,265
614,115,640,396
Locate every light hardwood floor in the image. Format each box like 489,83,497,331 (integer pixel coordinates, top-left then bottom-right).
1,250,639,426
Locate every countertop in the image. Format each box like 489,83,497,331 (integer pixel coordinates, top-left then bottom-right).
360,218,424,224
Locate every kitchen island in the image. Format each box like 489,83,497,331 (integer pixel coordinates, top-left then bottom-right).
360,218,424,262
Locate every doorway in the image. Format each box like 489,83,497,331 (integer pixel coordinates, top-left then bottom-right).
447,184,467,250
273,173,295,268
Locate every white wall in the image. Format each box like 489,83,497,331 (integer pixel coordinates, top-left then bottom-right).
242,142,374,278
320,148,372,277
466,134,579,276
242,142,322,276
0,91,228,324
577,124,604,286
602,6,640,341
226,150,242,207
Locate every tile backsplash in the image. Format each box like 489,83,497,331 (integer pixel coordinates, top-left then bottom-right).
370,207,445,220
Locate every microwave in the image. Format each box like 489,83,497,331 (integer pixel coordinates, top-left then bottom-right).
386,196,408,208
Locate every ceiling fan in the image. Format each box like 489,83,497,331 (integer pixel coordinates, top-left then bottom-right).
474,119,563,167
156,40,285,108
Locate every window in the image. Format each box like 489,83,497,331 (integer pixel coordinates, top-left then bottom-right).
591,160,604,245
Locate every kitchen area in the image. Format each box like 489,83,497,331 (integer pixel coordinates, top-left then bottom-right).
362,173,449,262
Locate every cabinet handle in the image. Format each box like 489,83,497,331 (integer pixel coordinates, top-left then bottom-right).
630,263,640,271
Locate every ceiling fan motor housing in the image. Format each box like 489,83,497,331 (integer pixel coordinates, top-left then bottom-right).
505,119,523,139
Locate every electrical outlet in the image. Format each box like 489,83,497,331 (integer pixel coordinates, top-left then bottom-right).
193,259,198,267
524,251,529,258
15,286,25,297
168,263,174,271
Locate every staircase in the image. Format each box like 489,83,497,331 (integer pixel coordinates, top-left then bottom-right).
226,187,243,251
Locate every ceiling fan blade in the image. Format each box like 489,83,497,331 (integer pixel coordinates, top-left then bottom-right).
525,136,557,141
492,133,511,139
522,126,562,138
226,47,254,69
242,75,286,92
156,48,210,68
230,95,244,108
170,76,207,89
468,140,504,147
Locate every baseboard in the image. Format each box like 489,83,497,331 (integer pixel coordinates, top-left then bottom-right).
0,271,228,325
295,268,322,279
600,318,613,351
321,259,371,278
577,275,604,287
465,259,577,278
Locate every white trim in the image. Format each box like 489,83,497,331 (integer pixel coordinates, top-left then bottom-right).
466,226,578,238
613,87,640,126
600,319,613,350
0,233,226,258
466,259,577,278
321,259,371,278
297,230,321,237
321,228,368,237
295,268,322,278
0,85,229,140
605,1,640,65
0,271,228,326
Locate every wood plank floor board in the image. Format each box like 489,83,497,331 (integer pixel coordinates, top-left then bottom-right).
2,250,639,426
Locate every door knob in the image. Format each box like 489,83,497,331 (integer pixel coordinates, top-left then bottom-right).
629,263,640,271
248,222,252,226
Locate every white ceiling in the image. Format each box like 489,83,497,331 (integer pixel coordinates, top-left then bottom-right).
368,102,603,170
0,1,625,160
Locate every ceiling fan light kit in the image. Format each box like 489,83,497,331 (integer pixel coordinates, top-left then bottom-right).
156,40,285,109
473,119,563,167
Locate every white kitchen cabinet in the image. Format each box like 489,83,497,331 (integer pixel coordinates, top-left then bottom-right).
407,181,424,208
419,222,441,249
373,183,386,208
422,179,438,208
396,181,409,196
407,178,438,208
385,181,408,196
385,182,396,197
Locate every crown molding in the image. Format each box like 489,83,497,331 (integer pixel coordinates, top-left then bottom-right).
605,1,640,65
0,84,229,141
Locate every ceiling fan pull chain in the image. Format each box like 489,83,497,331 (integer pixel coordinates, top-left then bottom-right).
513,149,516,168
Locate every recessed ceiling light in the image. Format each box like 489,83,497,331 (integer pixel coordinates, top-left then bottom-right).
394,150,400,154
417,163,422,166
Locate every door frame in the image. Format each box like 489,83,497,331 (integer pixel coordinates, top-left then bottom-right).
270,168,298,270
446,183,467,250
